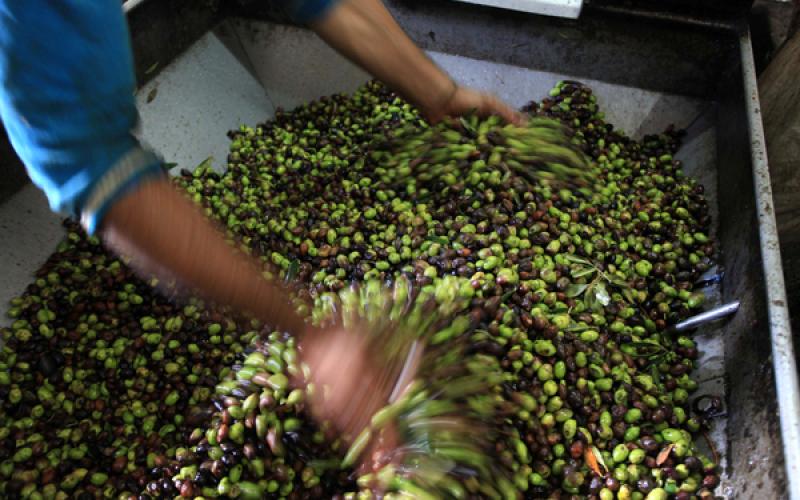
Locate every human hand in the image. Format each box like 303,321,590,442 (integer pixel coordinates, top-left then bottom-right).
298,324,400,472
426,84,525,126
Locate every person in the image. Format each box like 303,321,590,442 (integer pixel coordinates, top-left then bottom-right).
0,0,520,454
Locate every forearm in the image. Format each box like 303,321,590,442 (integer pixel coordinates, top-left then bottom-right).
0,2,301,335
100,177,304,334
311,0,455,120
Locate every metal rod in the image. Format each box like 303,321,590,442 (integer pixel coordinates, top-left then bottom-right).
670,301,740,333
740,29,800,500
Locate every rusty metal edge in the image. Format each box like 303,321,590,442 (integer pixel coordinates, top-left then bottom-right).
740,28,800,500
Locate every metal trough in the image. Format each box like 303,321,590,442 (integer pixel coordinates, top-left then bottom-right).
0,0,795,497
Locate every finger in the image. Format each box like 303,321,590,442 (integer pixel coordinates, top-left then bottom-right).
361,424,400,475
479,94,526,126
507,108,528,126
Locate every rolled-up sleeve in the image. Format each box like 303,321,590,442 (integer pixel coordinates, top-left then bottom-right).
0,0,164,235
285,0,342,23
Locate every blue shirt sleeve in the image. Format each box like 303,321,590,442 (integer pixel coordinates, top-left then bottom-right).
285,0,341,23
0,0,164,235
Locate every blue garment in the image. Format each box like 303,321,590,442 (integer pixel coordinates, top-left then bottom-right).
287,0,340,23
0,0,338,234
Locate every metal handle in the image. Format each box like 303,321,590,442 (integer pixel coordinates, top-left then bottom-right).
669,301,740,333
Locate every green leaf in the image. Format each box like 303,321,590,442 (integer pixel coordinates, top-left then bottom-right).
622,341,666,358
625,341,663,350
194,156,214,174
285,260,300,282
584,284,599,311
571,267,596,279
609,277,631,289
565,324,592,332
459,116,476,135
622,287,637,304
654,353,668,364
565,283,589,298
565,255,592,265
426,236,450,245
650,364,661,384
595,282,610,306
591,444,609,473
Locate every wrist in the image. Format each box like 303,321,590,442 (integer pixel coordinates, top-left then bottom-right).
268,299,306,337
249,278,306,336
421,77,458,122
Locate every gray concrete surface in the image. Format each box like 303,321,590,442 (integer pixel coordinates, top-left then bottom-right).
135,25,276,174
0,184,64,319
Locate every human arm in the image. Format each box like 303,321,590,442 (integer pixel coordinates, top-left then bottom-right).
0,1,301,333
0,0,413,463
101,177,305,334
103,179,391,456
299,0,523,124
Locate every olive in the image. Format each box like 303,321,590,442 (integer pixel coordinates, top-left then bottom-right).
0,79,719,499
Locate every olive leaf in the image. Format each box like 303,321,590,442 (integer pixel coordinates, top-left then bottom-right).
650,364,662,384
426,236,450,245
609,277,631,289
622,341,667,359
584,282,612,311
565,324,593,332
285,260,300,282
622,287,637,304
571,267,596,279
195,156,214,172
594,282,610,306
656,444,675,466
590,445,608,474
564,256,634,307
565,283,589,298
459,116,477,135
583,448,603,476
584,283,599,311
565,255,592,265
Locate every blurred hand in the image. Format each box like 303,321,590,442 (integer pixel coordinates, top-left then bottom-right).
298,325,400,472
426,85,525,126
